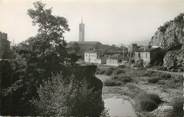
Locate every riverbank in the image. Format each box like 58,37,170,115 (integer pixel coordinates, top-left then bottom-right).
96,66,183,117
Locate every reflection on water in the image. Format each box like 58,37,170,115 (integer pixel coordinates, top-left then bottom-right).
104,96,137,117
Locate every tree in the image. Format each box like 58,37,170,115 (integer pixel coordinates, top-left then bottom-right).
12,1,72,105
20,1,71,83
1,1,71,115
1,1,104,116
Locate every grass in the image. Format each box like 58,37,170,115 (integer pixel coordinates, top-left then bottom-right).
158,74,183,89
125,83,144,98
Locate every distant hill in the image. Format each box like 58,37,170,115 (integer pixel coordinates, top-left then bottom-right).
132,39,150,46
149,13,184,71
68,41,128,57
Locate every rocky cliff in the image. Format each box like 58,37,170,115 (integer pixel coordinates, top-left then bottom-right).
150,13,184,50
150,13,184,71
163,47,184,71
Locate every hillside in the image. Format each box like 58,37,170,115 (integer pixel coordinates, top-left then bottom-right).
150,13,184,50
68,41,127,57
149,13,184,71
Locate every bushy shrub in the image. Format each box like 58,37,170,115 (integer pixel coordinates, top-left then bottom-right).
120,76,132,83
100,108,110,117
96,68,105,74
32,73,104,116
96,67,114,75
160,73,171,80
164,75,183,88
135,93,162,112
113,69,125,75
104,68,114,75
118,65,125,68
104,79,121,86
134,59,144,68
148,77,160,83
113,74,133,83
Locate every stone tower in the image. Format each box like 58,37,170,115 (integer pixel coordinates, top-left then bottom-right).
79,19,85,42
0,32,10,59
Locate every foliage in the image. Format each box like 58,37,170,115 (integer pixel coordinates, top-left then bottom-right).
28,1,69,35
104,79,121,86
147,77,160,83
113,68,125,75
104,68,114,75
100,108,111,117
134,59,144,68
135,93,162,112
32,73,104,116
1,1,76,115
96,67,114,75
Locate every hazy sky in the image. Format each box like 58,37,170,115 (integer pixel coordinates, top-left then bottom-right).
0,0,184,45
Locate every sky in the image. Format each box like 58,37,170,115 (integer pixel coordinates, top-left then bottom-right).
0,0,184,45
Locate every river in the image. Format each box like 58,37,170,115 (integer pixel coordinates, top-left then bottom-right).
96,75,137,117
104,96,137,117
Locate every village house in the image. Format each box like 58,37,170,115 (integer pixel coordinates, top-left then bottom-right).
134,46,164,66
84,50,102,64
106,54,124,66
84,48,128,66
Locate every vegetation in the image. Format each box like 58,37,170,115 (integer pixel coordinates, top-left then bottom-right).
96,67,114,75
0,1,104,116
135,93,163,112
147,77,160,83
104,79,121,86
32,73,104,116
170,97,184,117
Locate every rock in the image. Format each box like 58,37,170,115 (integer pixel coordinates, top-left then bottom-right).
163,48,184,71
150,13,184,71
150,13,184,50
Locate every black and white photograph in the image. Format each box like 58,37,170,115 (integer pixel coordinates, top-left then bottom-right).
0,0,183,116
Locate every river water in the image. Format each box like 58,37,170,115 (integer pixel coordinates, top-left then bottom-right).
96,75,137,117
104,96,137,117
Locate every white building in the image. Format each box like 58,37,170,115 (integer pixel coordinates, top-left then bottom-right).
106,59,120,66
106,54,124,66
84,51,101,64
